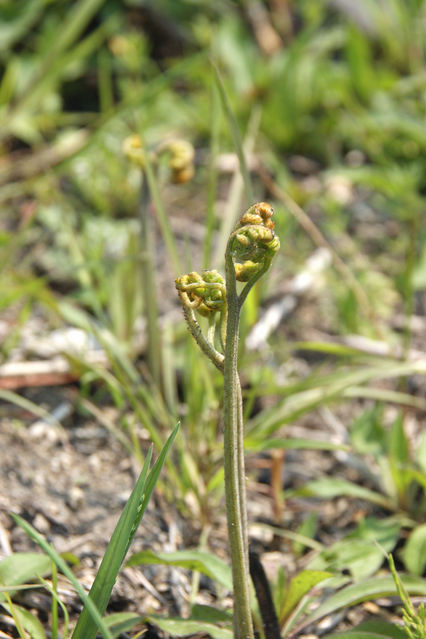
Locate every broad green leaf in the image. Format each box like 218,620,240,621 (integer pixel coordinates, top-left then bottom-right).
308,517,400,580
103,612,141,638
351,516,400,551
103,612,233,639
279,570,333,624
350,405,386,456
1,602,46,639
292,477,396,511
126,549,232,591
403,523,426,575
308,539,387,581
346,25,375,102
190,604,233,623
103,611,139,628
148,615,233,639
0,552,52,602
352,620,408,639
299,575,426,631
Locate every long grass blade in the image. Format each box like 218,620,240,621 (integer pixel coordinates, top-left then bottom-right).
10,514,114,639
211,58,254,205
70,446,154,639
203,79,221,269
140,135,183,278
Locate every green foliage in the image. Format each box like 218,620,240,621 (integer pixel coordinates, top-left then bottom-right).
3,0,426,637
300,574,426,633
5,426,178,639
404,524,426,576
278,570,333,625
389,553,426,639
0,553,52,602
308,517,400,581
126,549,233,591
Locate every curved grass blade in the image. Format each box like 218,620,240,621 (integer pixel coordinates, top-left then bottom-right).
0,552,52,602
0,601,46,639
11,423,179,639
291,477,396,511
211,59,254,205
126,549,232,591
289,574,426,638
72,422,179,639
244,436,349,453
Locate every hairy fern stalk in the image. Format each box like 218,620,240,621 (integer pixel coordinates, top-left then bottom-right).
176,202,280,639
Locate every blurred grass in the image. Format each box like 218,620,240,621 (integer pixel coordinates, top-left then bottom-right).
2,0,426,535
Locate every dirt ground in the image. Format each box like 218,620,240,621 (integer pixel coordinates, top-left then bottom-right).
0,195,423,637
0,343,405,638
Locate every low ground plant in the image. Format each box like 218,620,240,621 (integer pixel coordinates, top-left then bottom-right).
3,2,426,638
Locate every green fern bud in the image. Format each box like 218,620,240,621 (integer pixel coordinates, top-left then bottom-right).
175,269,226,317
229,202,280,283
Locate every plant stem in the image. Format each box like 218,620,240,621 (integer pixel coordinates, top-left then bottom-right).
223,251,254,639
236,376,249,563
180,303,224,373
139,176,162,389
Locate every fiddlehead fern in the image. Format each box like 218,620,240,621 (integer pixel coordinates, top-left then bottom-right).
176,203,280,639
175,270,226,372
175,269,226,317
228,202,280,284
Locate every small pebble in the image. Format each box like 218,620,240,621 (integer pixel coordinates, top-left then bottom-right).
33,513,51,534
67,486,85,511
28,422,61,446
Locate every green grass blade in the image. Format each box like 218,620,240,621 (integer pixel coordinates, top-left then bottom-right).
295,574,426,636
71,446,154,639
38,574,69,639
140,135,183,278
291,477,396,511
126,423,180,552
0,389,65,433
125,549,232,590
212,104,261,269
10,515,113,639
103,612,233,639
247,360,426,439
73,422,179,637
211,59,254,205
0,602,46,639
244,436,349,453
139,177,162,387
0,553,52,602
46,0,108,61
203,79,221,269
0,0,45,52
12,425,178,639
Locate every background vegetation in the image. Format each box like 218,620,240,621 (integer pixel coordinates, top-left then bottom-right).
2,0,426,637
